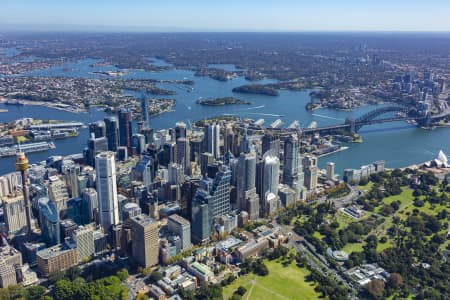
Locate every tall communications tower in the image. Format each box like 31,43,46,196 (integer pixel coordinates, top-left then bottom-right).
15,151,33,235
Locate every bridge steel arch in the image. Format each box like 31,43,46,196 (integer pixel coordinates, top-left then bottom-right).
353,106,409,132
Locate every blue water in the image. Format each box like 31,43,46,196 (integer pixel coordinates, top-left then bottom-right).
1,58,449,176
207,64,245,71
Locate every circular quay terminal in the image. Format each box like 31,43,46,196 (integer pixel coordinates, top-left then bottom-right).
0,1,449,300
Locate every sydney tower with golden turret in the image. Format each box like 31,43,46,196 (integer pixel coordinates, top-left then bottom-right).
15,151,33,236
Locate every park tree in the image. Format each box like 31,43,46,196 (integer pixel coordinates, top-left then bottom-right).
236,286,247,296
149,271,163,283
26,286,46,300
365,279,385,299
54,279,76,300
116,268,129,281
136,294,149,300
388,273,403,289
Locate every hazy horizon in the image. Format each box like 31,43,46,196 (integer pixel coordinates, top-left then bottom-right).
2,0,450,33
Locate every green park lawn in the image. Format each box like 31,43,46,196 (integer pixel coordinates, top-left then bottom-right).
223,260,319,300
313,231,324,240
341,242,364,254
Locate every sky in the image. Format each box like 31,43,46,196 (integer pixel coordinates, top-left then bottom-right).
2,0,450,32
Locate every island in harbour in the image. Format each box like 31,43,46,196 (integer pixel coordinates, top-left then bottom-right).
196,97,252,106
232,84,279,96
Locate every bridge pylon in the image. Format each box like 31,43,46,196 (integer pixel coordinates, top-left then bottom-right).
345,118,356,134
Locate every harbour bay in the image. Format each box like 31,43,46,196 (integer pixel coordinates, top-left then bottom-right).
0,58,449,176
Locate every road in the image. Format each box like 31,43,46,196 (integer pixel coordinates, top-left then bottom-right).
310,184,362,209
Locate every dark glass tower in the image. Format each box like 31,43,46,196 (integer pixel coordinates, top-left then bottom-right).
104,116,119,152
118,108,132,149
38,197,60,246
89,121,106,138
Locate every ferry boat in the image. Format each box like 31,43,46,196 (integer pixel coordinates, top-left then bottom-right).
5,99,24,106
0,142,56,158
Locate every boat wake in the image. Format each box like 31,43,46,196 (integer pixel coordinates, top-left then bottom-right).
311,113,344,121
247,112,283,117
245,105,265,110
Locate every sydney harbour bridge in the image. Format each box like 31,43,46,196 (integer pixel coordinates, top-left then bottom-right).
296,105,449,135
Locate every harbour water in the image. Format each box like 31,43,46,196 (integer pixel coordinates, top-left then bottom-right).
0,58,449,176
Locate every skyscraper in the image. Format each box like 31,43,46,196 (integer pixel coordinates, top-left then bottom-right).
85,135,108,167
38,197,60,246
283,134,304,199
73,224,95,262
2,195,27,236
263,154,280,197
95,152,119,232
48,176,70,219
303,155,318,191
167,214,191,251
118,108,132,149
204,123,220,159
104,116,119,152
236,152,257,211
191,166,230,243
141,91,149,129
176,137,190,173
81,188,98,223
130,214,159,268
131,133,146,155
210,165,231,218
0,172,19,198
261,153,280,215
174,122,187,140
283,135,299,186
168,163,184,185
189,136,203,163
133,155,154,188
191,190,211,244
326,162,335,180
88,121,106,138
261,132,280,157
141,128,154,145
200,152,214,176
63,163,80,198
